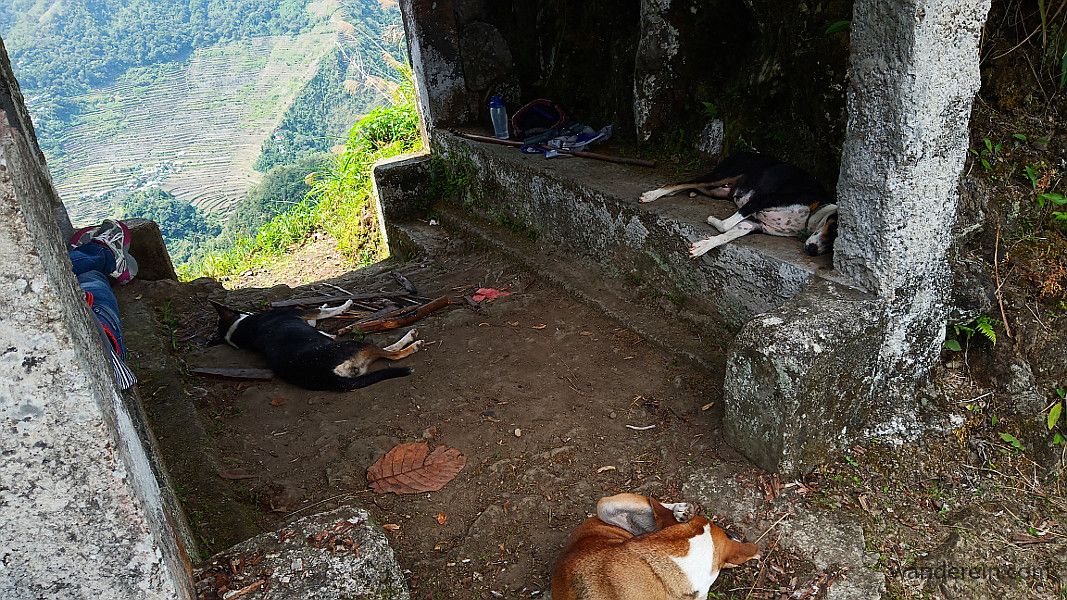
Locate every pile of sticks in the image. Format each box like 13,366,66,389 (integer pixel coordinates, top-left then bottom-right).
270,291,455,336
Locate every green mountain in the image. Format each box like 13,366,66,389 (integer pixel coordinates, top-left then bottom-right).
0,0,406,235
0,0,310,159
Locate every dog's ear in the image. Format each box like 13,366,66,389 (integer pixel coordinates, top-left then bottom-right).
713,524,761,568
209,300,239,325
596,493,661,536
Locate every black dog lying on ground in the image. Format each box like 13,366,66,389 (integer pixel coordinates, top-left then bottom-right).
640,151,838,257
211,299,420,391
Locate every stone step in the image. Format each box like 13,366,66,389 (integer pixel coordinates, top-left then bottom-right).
433,129,837,330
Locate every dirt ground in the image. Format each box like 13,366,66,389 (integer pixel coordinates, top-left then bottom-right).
119,221,1067,599
120,227,777,598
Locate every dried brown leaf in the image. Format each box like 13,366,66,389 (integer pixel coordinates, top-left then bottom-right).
435,512,448,525
367,441,467,494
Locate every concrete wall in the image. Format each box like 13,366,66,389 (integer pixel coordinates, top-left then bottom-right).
0,38,191,599
833,0,990,391
724,0,992,474
397,0,993,475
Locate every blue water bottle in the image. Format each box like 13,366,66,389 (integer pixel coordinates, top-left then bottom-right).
489,95,509,139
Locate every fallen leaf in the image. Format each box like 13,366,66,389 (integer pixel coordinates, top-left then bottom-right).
270,397,286,407
435,512,448,525
597,465,617,473
367,441,467,494
700,402,714,411
508,321,520,327
434,542,445,551
383,523,401,531
471,288,511,303
218,471,256,481
532,323,547,330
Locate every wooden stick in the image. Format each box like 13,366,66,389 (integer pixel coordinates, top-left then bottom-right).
449,130,657,168
993,223,1014,339
270,292,413,308
190,367,274,380
337,303,411,337
354,296,454,334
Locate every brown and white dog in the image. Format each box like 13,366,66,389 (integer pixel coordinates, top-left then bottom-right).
640,151,838,258
551,493,760,599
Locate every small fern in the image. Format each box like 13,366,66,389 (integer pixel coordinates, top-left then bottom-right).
944,314,1000,352
974,315,997,345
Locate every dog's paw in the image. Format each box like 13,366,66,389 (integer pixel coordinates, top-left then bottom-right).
689,239,718,258
408,329,419,341
409,340,425,352
639,190,660,203
664,502,695,523
706,215,724,230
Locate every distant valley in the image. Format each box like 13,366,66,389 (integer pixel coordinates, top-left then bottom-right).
0,0,404,226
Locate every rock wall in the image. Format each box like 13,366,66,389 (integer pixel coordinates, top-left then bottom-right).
0,37,191,599
402,0,852,182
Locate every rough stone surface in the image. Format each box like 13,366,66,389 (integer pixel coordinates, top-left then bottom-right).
832,0,992,391
696,119,724,158
724,280,883,475
458,21,513,92
0,39,189,598
0,101,189,599
454,0,486,25
723,0,993,474
400,0,474,130
633,0,682,141
685,466,886,600
0,38,71,238
434,130,833,329
126,218,177,281
373,151,432,221
195,506,409,599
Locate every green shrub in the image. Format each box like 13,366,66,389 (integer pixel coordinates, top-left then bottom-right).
178,66,422,281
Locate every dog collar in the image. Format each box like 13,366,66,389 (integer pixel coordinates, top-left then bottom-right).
804,203,838,235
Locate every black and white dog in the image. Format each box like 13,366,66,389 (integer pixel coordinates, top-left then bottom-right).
211,299,420,391
639,152,838,258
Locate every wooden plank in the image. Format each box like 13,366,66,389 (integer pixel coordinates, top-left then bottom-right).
190,367,274,380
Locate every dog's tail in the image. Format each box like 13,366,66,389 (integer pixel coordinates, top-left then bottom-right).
334,367,413,391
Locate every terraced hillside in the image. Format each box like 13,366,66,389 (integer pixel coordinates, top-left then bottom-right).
50,28,337,224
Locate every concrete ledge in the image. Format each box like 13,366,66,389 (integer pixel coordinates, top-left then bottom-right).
433,129,835,328
373,151,431,221
724,280,882,476
195,506,409,599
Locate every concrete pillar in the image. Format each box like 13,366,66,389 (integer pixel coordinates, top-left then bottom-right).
723,0,991,475
833,0,991,377
633,0,682,142
0,43,190,599
399,0,473,133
